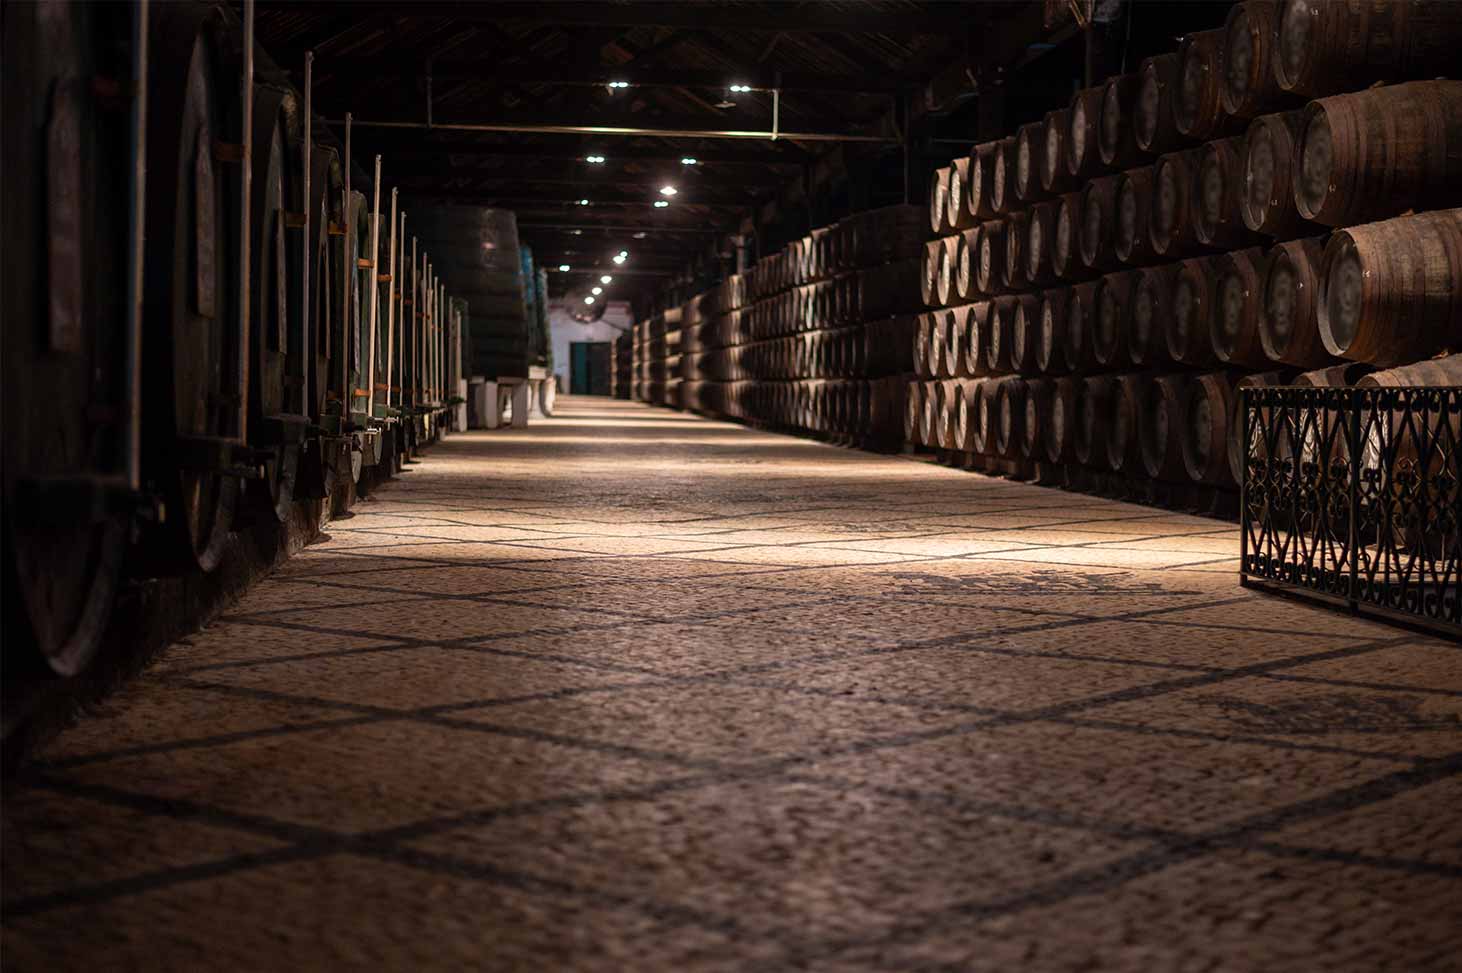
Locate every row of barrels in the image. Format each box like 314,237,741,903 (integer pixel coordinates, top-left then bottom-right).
917,208,1462,380
728,261,925,344
739,205,928,305
684,318,916,383
679,379,908,446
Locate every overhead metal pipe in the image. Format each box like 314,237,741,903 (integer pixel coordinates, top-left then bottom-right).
327,118,898,143
123,0,150,490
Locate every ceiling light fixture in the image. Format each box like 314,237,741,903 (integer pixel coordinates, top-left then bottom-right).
577,198,590,206
585,155,606,164
591,286,603,296
600,275,613,284
558,264,571,272
633,231,647,239
607,80,629,89
728,83,752,93
659,185,678,196
653,200,669,208
680,157,698,165
584,295,596,304
612,253,627,265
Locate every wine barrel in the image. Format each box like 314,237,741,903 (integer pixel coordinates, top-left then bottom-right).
1150,149,1204,258
938,380,962,450
954,226,983,303
1318,209,1462,367
1015,122,1050,203
943,306,965,379
1099,73,1147,170
1115,166,1156,266
1009,293,1045,376
987,296,1018,375
1044,376,1080,463
143,2,244,573
1052,192,1088,280
1241,110,1309,238
1131,263,1178,368
1080,175,1121,271
935,234,961,307
1026,200,1060,286
976,219,1007,296
1074,375,1118,468
966,142,999,222
1222,1,1296,120
961,301,993,378
913,313,932,378
1136,53,1188,156
922,379,943,447
990,136,1020,215
929,166,951,235
1168,257,1221,367
1108,374,1150,474
1293,81,1462,228
1259,237,1335,368
1276,0,1462,98
995,378,1030,458
1184,371,1239,486
1141,374,1192,481
929,309,951,378
1194,137,1252,249
921,239,942,306
1176,29,1235,142
1212,247,1272,368
1042,109,1078,194
1230,369,1299,487
1065,280,1102,374
1093,271,1136,370
1066,86,1106,181
1003,211,1030,292
975,377,1007,456
946,155,976,231
905,380,926,444
1022,378,1053,461
1036,287,1073,375
2,0,133,674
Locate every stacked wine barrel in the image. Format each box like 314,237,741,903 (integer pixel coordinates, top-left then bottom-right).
632,306,682,407
610,332,633,399
634,205,924,448
914,0,1462,513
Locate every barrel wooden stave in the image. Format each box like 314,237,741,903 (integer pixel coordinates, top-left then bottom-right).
1259,236,1335,368
1212,246,1273,368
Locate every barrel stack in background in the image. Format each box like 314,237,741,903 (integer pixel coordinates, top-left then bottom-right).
632,205,924,450
911,0,1462,516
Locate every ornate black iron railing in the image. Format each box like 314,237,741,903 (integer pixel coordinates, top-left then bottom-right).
1241,385,1461,633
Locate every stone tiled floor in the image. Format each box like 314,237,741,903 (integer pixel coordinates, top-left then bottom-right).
4,396,1460,971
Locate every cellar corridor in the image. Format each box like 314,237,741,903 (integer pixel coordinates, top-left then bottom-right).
4,397,1460,969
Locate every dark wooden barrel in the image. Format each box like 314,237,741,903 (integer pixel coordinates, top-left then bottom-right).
942,306,965,378
1009,293,1045,376
1052,192,1087,280
1066,86,1106,181
1042,109,1078,194
1225,369,1295,487
1044,376,1080,463
1026,200,1060,285
1140,374,1192,482
1079,175,1122,271
1108,373,1152,474
1176,29,1235,142
1022,377,1052,461
987,296,1018,375
966,142,1000,222
946,156,975,231
1099,73,1147,170
959,300,994,376
940,379,963,450
1183,371,1239,486
920,239,941,306
1015,122,1049,204
1212,247,1272,368
1150,149,1204,258
1168,257,1221,367
990,137,1019,215
935,234,961,307
1093,271,1135,370
1276,0,1462,97
995,378,1030,458
1194,137,1253,249
929,308,951,379
1074,375,1117,468
913,312,932,378
2,0,134,674
1037,288,1072,375
1065,280,1102,374
1136,53,1187,156
1293,81,1462,228
1131,263,1178,367
1002,211,1029,292
1240,110,1309,238
1114,166,1156,265
1222,1,1297,119
904,380,926,443
975,377,1008,456
976,219,1008,296
954,226,984,303
143,2,245,573
929,166,950,235
1318,209,1462,367
1259,236,1334,368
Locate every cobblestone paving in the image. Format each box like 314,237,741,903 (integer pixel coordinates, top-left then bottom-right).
4,397,1460,971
